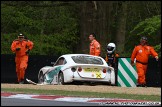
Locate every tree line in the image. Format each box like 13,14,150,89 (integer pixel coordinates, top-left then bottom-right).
1,1,161,57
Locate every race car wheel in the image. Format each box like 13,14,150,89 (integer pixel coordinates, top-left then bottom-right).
58,72,65,85
38,72,44,84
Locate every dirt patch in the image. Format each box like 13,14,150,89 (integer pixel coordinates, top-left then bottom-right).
1,83,161,96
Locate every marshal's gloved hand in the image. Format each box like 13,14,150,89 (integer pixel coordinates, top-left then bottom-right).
26,49,30,54
16,47,21,51
155,56,159,61
131,60,135,66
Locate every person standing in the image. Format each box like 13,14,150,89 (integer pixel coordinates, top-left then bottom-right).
11,33,34,84
105,43,119,68
89,33,101,56
131,36,158,87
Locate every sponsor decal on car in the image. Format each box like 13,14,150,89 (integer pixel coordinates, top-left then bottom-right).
96,73,101,78
84,68,100,72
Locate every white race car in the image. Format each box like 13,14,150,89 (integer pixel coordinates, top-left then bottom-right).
37,54,115,85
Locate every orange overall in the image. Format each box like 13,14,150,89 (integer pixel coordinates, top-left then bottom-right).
131,45,158,85
89,39,101,56
11,39,33,82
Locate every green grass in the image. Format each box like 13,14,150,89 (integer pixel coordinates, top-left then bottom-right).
1,88,161,101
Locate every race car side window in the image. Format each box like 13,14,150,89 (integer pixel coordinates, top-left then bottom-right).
55,57,66,66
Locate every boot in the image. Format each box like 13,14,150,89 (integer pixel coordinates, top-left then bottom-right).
19,79,24,84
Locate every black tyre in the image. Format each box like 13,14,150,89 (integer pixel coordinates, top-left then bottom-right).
89,82,96,86
58,72,65,85
38,72,44,84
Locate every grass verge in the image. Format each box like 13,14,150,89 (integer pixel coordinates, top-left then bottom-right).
1,88,161,101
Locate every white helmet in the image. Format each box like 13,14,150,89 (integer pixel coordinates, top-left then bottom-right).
107,43,116,54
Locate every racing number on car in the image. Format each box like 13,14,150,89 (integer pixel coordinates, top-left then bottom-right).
96,73,101,78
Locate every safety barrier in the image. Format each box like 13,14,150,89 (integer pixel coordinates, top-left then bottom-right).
117,57,161,87
1,54,161,87
117,58,137,87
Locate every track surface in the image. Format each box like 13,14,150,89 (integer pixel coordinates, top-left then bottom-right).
1,92,161,106
1,83,161,106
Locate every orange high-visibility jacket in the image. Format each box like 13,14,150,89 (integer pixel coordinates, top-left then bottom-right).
131,45,158,64
89,39,101,56
11,39,34,57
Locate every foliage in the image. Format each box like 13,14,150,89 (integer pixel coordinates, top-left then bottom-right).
124,15,161,57
1,33,79,56
1,2,79,56
1,1,161,57
130,15,161,36
154,43,161,57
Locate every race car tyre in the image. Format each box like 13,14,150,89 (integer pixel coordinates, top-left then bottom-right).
58,72,65,85
38,72,44,84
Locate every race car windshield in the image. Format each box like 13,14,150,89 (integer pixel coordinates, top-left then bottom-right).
71,56,103,65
